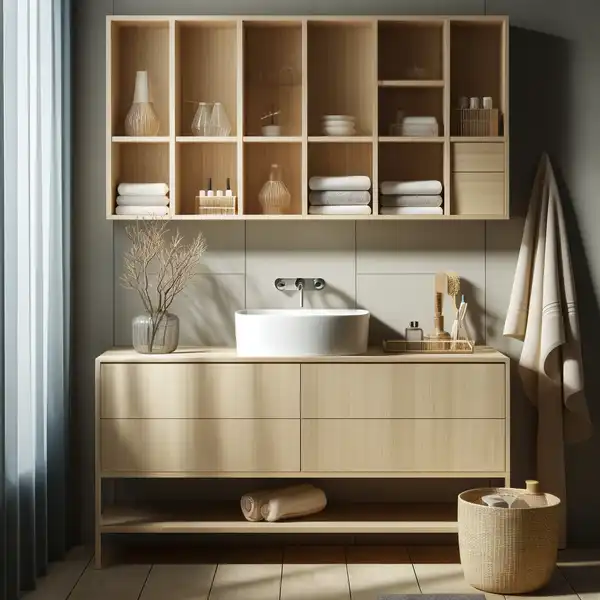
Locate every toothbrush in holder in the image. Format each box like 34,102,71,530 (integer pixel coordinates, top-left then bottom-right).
451,295,469,349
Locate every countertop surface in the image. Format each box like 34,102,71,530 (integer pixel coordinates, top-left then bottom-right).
97,346,509,364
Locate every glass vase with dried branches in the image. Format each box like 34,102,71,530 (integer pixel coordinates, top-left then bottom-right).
121,219,207,354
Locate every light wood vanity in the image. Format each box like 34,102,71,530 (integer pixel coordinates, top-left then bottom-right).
95,346,510,566
107,15,509,220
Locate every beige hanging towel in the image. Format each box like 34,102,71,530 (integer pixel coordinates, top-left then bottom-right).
504,154,592,541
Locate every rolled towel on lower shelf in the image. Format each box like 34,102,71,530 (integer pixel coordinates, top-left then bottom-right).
380,206,444,215
309,205,372,215
241,484,313,522
260,485,327,523
115,205,169,216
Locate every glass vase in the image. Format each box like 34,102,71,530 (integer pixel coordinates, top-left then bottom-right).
191,102,213,136
132,312,179,354
208,102,232,136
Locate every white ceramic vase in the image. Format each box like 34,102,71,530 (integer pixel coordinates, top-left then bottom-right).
125,71,161,136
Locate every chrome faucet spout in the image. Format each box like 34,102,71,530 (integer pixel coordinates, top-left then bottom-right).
294,278,305,291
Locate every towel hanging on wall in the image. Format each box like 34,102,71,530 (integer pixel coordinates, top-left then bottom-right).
504,153,592,545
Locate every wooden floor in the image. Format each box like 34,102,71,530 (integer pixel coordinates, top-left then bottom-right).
23,546,600,600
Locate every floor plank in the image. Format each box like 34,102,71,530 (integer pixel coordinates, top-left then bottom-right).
505,569,578,600
140,565,216,600
347,563,420,600
22,547,92,600
67,563,150,600
347,546,411,564
281,563,350,600
559,550,600,600
413,562,504,600
209,564,281,600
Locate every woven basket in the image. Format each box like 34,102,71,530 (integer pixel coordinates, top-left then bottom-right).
458,486,561,594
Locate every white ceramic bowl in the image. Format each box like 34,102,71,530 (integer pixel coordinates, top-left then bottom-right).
322,115,355,122
323,126,356,136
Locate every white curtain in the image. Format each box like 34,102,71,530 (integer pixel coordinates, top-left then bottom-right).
1,0,71,597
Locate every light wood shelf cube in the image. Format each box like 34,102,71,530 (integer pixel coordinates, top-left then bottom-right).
106,15,509,220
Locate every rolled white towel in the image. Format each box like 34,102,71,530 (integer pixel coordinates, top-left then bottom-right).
309,175,371,191
117,182,169,196
380,206,443,215
115,206,169,216
309,205,372,215
241,485,313,522
260,485,327,522
117,195,170,207
309,190,371,206
381,180,443,196
380,195,443,208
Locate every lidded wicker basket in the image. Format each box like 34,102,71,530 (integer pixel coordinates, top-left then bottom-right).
458,481,561,594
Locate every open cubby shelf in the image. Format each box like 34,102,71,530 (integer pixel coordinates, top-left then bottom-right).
107,16,509,220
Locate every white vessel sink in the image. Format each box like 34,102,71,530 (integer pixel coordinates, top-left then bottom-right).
235,309,370,357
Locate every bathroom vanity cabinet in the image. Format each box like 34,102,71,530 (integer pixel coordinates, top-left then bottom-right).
95,347,510,566
107,15,509,220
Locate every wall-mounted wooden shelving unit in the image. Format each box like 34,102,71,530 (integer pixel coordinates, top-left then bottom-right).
107,15,509,220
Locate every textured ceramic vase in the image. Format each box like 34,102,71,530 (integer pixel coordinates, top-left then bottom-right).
125,71,161,136
132,312,179,354
259,164,291,214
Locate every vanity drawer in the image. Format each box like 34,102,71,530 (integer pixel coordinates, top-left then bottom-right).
101,418,300,474
452,142,505,172
301,419,505,473
100,363,299,419
301,363,505,418
452,172,505,215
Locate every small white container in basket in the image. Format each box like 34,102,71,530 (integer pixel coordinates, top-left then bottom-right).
458,480,561,594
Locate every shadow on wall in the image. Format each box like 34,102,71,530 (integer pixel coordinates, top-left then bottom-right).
509,26,600,543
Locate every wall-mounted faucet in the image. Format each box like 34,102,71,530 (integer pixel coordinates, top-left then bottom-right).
274,278,326,307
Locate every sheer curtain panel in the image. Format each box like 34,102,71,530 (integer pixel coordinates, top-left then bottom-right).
1,0,72,598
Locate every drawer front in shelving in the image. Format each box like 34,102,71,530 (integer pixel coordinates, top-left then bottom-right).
100,363,299,419
301,363,505,418
301,419,505,473
452,142,505,172
452,172,505,215
101,419,300,474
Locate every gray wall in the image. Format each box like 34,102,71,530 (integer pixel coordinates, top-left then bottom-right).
73,0,600,544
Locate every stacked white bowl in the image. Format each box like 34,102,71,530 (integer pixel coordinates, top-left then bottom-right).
322,115,355,136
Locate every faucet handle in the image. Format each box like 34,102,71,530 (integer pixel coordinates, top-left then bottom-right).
295,278,305,290
274,278,286,291
313,278,325,291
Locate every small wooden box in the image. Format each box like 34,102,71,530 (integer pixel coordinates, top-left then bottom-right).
455,108,500,136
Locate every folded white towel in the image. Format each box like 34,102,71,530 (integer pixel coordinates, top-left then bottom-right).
380,207,443,215
309,191,371,206
380,195,443,208
309,205,372,215
309,176,371,191
381,180,443,196
117,183,169,196
241,485,313,522
402,116,438,125
260,485,327,523
115,206,169,216
116,195,170,207
401,124,439,137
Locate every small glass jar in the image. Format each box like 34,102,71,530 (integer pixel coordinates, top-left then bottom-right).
132,312,179,354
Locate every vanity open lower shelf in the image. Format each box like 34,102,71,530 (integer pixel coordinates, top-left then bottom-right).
95,346,510,566
101,502,458,534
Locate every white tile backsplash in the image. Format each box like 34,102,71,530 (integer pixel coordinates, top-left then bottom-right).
113,221,492,345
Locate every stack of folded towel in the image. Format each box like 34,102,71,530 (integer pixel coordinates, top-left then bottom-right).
241,484,327,523
380,180,444,215
401,116,439,137
116,183,170,216
308,176,372,215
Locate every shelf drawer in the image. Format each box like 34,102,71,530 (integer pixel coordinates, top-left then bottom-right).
100,363,299,419
101,419,300,474
301,363,505,418
452,142,504,172
301,419,505,473
452,172,505,215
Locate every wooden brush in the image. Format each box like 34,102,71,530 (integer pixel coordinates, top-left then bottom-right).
432,273,451,340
